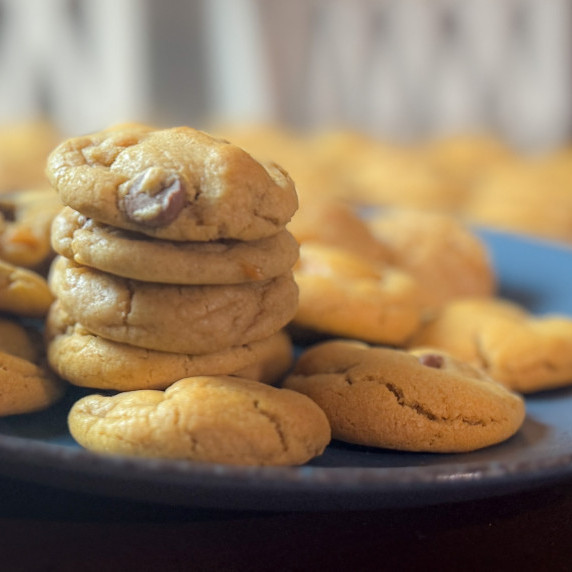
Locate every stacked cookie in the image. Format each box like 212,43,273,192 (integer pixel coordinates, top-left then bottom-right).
45,124,300,392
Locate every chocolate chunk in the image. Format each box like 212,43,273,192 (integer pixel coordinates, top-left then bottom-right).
418,353,445,369
119,167,186,227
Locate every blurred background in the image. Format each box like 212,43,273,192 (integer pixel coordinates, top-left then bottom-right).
1,0,571,149
2,0,572,246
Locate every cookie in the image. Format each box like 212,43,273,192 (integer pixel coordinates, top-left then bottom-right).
45,302,293,390
0,188,62,270
0,317,42,363
292,243,423,346
283,340,525,453
422,133,515,187
51,206,299,284
463,161,572,243
409,297,572,393
367,208,496,309
0,351,65,416
0,259,54,318
309,130,465,211
0,120,61,192
288,199,391,263
48,255,298,354
46,124,298,241
68,375,331,466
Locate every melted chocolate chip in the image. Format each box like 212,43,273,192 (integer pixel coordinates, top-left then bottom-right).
120,168,186,227
418,353,445,369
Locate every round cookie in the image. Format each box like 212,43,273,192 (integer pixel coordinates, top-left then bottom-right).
0,188,62,269
292,243,423,346
49,256,298,354
283,340,525,453
0,317,42,363
409,297,572,393
0,258,54,318
0,351,65,416
0,120,62,193
288,199,391,263
45,302,294,390
68,375,331,466
46,124,298,241
463,161,572,243
51,206,299,284
367,208,496,309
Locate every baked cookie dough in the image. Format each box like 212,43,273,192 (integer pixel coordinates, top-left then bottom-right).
0,259,54,317
292,243,423,346
0,188,62,269
46,302,293,390
52,206,299,284
283,340,525,453
0,351,65,416
49,256,298,354
367,208,496,309
288,199,391,264
409,297,572,393
47,124,298,241
68,375,331,466
0,120,61,192
463,162,572,243
0,317,42,363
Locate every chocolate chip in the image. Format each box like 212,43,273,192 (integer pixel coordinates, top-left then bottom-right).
418,353,445,369
119,167,186,227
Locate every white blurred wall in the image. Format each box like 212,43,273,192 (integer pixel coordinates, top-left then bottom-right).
0,0,570,149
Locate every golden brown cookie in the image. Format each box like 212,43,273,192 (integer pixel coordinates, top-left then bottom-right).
463,161,572,243
47,124,298,241
0,259,54,318
292,243,423,346
0,351,65,416
367,208,496,309
0,317,42,363
51,206,299,284
288,199,391,263
0,120,61,192
283,340,525,453
422,133,515,187
308,130,465,211
409,297,572,393
68,375,331,466
0,188,62,270
49,255,298,354
45,302,293,390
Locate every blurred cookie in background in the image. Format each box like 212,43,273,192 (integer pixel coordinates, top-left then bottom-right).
421,133,517,189
367,207,496,310
463,159,572,243
0,120,62,193
0,188,62,272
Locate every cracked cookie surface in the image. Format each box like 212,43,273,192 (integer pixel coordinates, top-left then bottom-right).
283,340,525,452
52,206,299,284
49,256,298,354
46,302,293,390
46,124,298,241
409,297,572,393
68,375,331,465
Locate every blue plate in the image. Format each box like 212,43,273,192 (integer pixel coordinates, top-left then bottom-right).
1,228,572,511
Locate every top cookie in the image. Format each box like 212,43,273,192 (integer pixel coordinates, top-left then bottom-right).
46,124,298,241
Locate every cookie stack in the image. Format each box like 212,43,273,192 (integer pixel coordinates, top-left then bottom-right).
45,124,300,391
